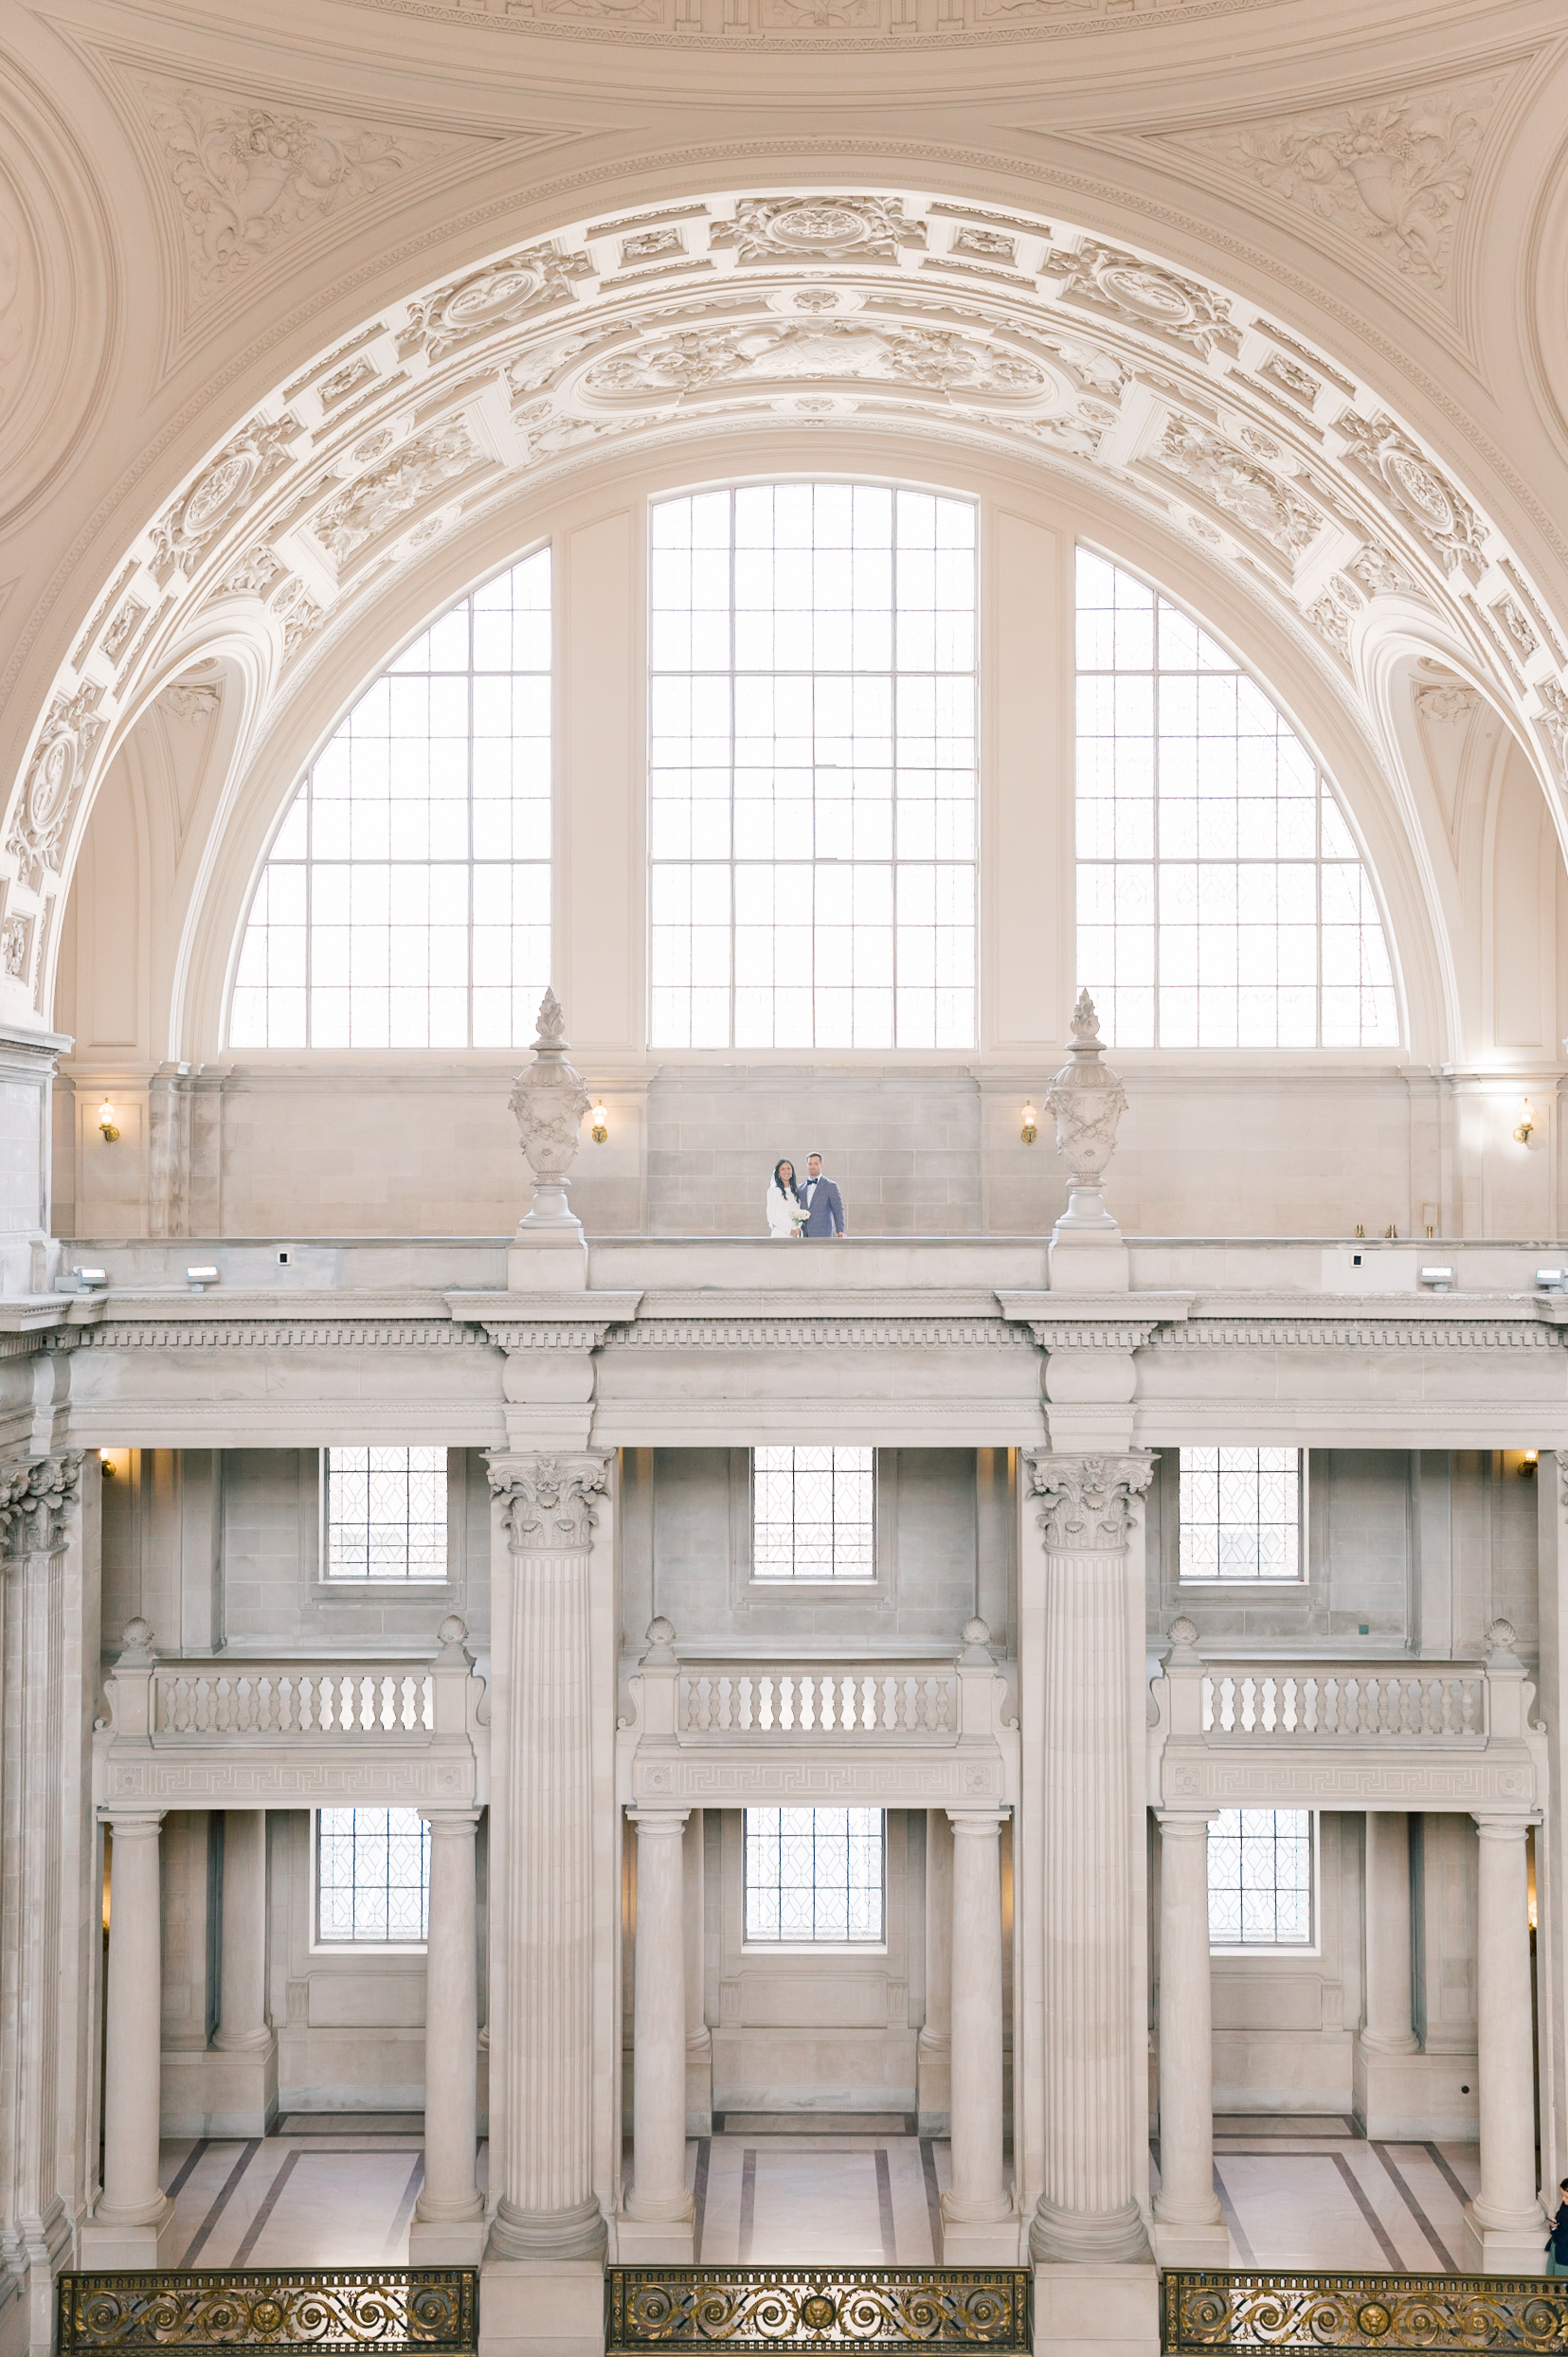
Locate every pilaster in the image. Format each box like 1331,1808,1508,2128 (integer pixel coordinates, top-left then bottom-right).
482,1449,611,2357
1022,1450,1157,2357
0,1455,92,2348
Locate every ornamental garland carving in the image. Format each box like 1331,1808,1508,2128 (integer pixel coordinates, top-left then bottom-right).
1025,1452,1155,1552
6,687,106,891
1179,81,1501,293
1154,415,1323,557
310,419,479,565
712,196,926,265
491,1452,608,1554
0,1454,83,1556
143,80,450,296
150,414,302,585
400,245,595,364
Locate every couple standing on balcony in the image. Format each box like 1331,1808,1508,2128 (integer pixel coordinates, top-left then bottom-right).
766,1153,847,1239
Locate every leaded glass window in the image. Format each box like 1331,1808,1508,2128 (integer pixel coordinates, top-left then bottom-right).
316,1808,429,1944
753,1446,874,1580
324,1447,447,1580
1207,1808,1312,1947
229,549,550,1048
1075,549,1398,1048
649,483,978,1050
1179,1447,1302,1581
745,1808,885,1943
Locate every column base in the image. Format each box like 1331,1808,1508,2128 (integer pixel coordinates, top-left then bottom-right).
939,2212,1023,2263
1031,2262,1158,2357
615,2213,695,2262
410,2217,487,2265
1151,2217,1230,2267
79,2200,180,2272
1029,2200,1150,2264
1352,2042,1478,2140
488,2198,606,2264
478,2258,605,2357
162,2039,279,2138
1457,2204,1548,2276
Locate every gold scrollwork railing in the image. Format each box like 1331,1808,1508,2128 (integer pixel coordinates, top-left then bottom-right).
1162,2271,1568,2352
606,2267,1031,2351
58,2269,478,2353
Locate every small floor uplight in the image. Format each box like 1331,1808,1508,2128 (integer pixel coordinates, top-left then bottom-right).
98,1099,119,1143
590,1100,609,1144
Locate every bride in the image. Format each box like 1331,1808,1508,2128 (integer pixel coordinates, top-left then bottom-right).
766,1160,807,1239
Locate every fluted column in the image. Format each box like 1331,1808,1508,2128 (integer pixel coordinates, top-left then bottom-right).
485,1452,608,2264
684,1811,712,2135
1464,1817,1545,2271
214,1811,271,2052
1152,1813,1225,2262
941,1810,1012,2255
624,1810,694,2254
918,1808,953,2135
90,1813,175,2258
412,1809,484,2260
0,1454,97,2322
1026,1451,1153,2264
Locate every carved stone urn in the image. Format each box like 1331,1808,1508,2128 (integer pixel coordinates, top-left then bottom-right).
1044,987,1130,1290
508,990,592,1278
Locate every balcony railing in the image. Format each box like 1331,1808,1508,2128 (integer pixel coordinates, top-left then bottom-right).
1161,2269,1566,2352
1200,1665,1486,1741
677,1664,959,1739
58,2268,478,2354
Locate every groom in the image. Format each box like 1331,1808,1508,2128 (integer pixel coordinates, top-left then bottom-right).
800,1151,847,1239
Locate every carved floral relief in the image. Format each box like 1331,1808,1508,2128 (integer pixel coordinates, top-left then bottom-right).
142,80,456,296
1178,81,1502,291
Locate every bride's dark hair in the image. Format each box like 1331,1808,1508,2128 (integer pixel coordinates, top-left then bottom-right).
772,1160,798,1193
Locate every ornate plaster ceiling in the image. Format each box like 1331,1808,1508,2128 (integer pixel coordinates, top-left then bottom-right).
7,183,1567,1023
320,0,1299,49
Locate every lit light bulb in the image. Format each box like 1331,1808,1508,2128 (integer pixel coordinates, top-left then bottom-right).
1515,1099,1536,1144
590,1100,609,1144
98,1099,119,1143
1020,1100,1038,1145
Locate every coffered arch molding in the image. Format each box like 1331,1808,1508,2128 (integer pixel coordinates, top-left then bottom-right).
142,426,1451,1066
17,179,1568,1051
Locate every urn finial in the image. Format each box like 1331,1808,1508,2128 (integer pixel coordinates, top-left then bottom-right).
1043,989,1131,1291
509,990,592,1232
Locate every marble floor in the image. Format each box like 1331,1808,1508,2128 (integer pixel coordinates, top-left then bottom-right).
154,2116,1483,2272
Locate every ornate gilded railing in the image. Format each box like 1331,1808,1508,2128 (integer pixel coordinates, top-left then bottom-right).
58,2270,478,2353
1162,2272,1568,2352
606,2268,1030,2351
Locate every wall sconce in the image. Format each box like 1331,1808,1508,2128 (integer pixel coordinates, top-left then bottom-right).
1020,1100,1038,1144
1522,1450,1540,1477
589,1100,609,1144
1515,1099,1536,1144
99,1449,116,1479
98,1098,119,1143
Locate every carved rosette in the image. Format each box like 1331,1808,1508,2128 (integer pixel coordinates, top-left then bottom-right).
490,1452,608,1556
1025,1451,1154,1554
508,989,592,1227
0,1453,83,1557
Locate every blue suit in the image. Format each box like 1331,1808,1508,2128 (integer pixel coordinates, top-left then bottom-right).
801,1175,846,1236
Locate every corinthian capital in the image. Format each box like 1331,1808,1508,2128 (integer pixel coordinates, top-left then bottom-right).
0,1451,82,1556
1025,1450,1154,1553
489,1450,608,1554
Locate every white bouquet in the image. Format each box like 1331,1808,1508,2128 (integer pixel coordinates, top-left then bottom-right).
788,1198,810,1231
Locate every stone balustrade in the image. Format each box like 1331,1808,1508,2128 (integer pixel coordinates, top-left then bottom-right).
1199,1663,1487,1740
1149,1617,1541,1822
676,1663,961,1738
94,1614,488,1815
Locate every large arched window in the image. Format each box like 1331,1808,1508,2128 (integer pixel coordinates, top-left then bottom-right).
229,550,550,1049
649,483,977,1051
1075,550,1397,1049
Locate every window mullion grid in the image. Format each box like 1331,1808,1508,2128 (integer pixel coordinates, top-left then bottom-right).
1314,763,1324,1052
730,489,739,1053
466,587,477,1050
1151,655,1162,1050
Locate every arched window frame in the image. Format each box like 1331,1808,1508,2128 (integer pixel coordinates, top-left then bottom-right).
226,545,553,1052
1074,545,1403,1052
